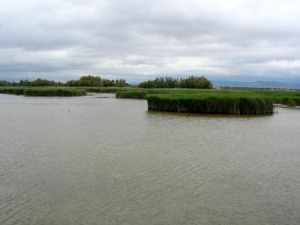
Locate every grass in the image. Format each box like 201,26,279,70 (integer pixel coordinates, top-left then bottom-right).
116,89,166,99
0,87,25,95
0,87,86,96
116,88,300,106
115,89,199,99
82,87,128,93
146,92,274,114
253,90,300,106
116,89,276,114
23,88,86,96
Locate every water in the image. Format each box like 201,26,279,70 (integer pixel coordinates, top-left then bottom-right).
0,93,300,225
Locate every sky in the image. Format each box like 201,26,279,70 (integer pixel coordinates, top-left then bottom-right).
1,0,300,83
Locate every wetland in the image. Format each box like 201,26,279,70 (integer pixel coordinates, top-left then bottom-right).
0,93,300,225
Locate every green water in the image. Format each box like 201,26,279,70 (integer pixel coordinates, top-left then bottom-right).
0,93,299,225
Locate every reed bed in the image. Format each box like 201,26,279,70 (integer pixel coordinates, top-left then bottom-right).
254,90,300,106
83,87,127,93
116,89,164,99
0,87,25,95
146,93,274,114
116,88,300,107
0,87,86,96
115,89,196,99
24,88,86,96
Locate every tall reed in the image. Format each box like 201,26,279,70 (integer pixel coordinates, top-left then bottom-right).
146,93,274,114
0,87,86,96
23,88,86,96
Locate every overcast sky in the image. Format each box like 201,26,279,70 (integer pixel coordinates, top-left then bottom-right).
1,0,300,83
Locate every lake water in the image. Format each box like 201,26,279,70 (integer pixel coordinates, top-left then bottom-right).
0,93,300,225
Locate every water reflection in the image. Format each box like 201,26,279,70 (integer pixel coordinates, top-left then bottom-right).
147,109,274,118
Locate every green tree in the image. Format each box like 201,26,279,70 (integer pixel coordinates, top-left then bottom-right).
179,76,212,89
65,75,128,87
139,76,212,89
0,80,11,86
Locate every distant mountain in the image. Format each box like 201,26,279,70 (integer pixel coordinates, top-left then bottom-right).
212,80,300,89
211,80,251,88
249,80,300,89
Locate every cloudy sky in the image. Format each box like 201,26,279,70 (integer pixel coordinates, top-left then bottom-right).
1,0,300,83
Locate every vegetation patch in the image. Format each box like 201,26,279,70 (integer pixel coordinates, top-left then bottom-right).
65,75,128,87
0,87,86,96
23,88,86,96
256,90,300,106
84,87,129,93
146,93,274,114
116,88,300,108
116,89,170,99
0,87,25,95
139,76,212,89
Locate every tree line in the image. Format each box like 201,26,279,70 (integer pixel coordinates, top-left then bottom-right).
1,75,213,89
138,76,212,89
0,78,61,87
0,75,128,87
65,75,127,87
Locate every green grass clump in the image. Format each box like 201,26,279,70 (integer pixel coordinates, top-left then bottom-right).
23,88,86,96
116,88,300,108
146,93,274,114
0,87,25,95
116,89,196,99
252,90,300,106
286,99,296,107
82,87,127,93
0,87,86,96
116,90,151,99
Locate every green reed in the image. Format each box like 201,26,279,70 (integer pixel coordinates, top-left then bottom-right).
23,88,86,96
116,88,300,107
146,92,274,114
0,87,86,96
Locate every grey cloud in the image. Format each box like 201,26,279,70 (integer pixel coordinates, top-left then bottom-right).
0,0,300,82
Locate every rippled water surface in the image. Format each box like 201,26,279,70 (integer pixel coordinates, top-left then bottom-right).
1,93,300,225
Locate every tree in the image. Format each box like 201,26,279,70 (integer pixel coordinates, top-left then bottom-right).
65,75,128,87
115,79,127,87
139,76,212,89
0,80,11,86
179,76,212,89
